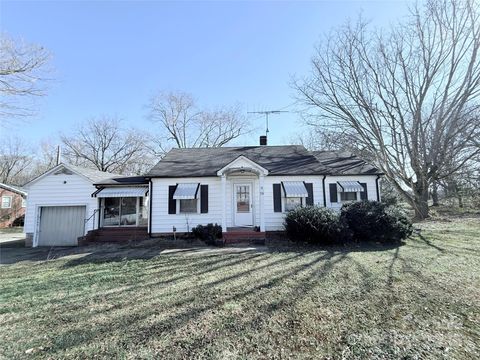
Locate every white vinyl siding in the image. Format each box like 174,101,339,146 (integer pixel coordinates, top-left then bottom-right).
263,176,324,231
24,172,99,242
150,174,380,233
151,177,222,233
325,175,379,210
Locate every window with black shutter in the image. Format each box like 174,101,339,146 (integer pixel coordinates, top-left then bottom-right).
200,185,208,213
329,183,338,203
273,184,282,212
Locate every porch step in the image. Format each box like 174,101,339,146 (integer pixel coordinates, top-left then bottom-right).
223,231,266,245
84,227,149,244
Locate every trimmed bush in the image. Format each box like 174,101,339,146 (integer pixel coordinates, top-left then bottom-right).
192,223,223,245
340,201,413,243
284,206,344,244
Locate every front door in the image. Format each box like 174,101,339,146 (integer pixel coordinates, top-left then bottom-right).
234,183,253,226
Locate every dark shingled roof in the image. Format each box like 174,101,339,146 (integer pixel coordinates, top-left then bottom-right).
94,176,148,186
312,151,382,175
145,145,332,177
144,145,381,178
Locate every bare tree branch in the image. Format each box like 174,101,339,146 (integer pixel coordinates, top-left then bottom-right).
60,116,153,175
147,91,250,151
295,0,480,219
0,137,34,185
0,33,51,125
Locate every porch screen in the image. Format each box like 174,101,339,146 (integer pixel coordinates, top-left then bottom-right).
173,183,200,199
281,181,308,198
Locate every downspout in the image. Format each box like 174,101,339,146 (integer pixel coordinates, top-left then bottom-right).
97,198,101,229
375,175,381,202
322,175,327,207
91,187,102,230
148,178,153,237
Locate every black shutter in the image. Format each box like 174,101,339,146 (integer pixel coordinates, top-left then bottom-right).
273,184,282,212
305,183,314,206
200,184,208,213
168,185,177,214
360,182,368,200
329,183,338,203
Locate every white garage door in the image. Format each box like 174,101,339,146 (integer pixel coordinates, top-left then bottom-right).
38,206,86,246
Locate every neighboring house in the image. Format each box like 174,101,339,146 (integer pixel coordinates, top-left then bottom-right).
0,183,27,228
24,140,382,247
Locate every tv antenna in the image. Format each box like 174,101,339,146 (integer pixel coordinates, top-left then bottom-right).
247,110,289,136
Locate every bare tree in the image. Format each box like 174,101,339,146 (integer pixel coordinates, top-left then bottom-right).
148,91,249,152
0,137,33,185
60,116,150,174
0,33,51,125
296,0,480,219
30,140,60,175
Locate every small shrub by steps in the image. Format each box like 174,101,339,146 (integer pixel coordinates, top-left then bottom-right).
191,223,223,245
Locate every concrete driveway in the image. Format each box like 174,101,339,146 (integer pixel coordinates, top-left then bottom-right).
0,228,26,246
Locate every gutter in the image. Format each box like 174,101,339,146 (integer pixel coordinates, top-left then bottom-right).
375,175,381,201
322,175,327,207
91,187,103,197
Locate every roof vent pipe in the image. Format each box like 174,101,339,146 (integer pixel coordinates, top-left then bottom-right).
259,135,267,146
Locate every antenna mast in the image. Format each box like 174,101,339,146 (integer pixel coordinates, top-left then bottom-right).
247,110,289,136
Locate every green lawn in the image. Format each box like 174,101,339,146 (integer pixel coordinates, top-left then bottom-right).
1,218,479,359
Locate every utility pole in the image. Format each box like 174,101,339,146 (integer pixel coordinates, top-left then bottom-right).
247,110,289,136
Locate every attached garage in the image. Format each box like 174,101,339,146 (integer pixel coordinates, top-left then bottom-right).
38,206,86,246
23,163,119,247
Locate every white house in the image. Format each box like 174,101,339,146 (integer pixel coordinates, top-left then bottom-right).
23,142,382,246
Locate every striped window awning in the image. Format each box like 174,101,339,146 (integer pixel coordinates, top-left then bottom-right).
282,181,308,197
173,183,200,200
95,186,148,198
337,181,364,192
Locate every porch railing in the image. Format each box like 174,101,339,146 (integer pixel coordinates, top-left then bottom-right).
85,208,100,229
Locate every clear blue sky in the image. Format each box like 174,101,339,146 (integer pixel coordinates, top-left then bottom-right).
1,0,412,146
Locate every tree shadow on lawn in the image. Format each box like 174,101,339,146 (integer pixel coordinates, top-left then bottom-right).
268,239,405,255
18,238,455,358
411,233,446,253
1,234,407,267
1,239,226,266
43,250,341,356
58,240,403,269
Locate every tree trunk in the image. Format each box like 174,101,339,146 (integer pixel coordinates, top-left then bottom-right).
431,183,439,207
413,181,430,220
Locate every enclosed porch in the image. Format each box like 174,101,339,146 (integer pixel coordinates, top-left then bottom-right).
94,186,149,228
